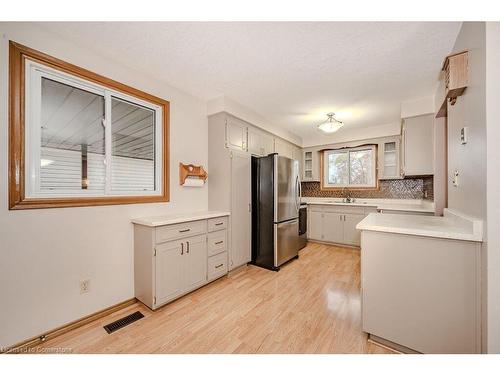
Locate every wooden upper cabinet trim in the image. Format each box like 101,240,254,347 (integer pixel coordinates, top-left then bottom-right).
8,41,170,210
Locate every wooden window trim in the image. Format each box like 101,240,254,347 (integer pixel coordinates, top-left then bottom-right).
320,146,380,191
8,41,170,210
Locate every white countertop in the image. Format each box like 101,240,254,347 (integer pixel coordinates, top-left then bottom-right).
301,197,435,213
356,208,483,242
132,211,230,227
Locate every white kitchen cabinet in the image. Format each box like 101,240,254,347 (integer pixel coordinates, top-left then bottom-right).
183,234,208,291
307,205,376,246
247,127,262,155
247,128,275,156
155,239,185,305
133,213,229,310
274,138,293,159
225,117,248,152
401,114,434,176
156,235,207,306
322,211,344,243
230,151,252,269
209,113,252,272
308,208,323,241
261,133,275,155
361,230,481,353
343,214,365,246
302,148,320,181
379,139,402,180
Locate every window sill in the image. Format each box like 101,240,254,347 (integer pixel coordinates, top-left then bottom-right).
9,194,169,210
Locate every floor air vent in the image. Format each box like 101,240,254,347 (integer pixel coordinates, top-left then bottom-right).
103,311,144,334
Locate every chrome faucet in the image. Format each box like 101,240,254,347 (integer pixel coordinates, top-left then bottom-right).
342,187,354,203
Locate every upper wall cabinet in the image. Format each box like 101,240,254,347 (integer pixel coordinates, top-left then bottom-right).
225,117,248,152
401,114,434,176
379,138,403,180
302,149,320,181
274,138,293,159
248,127,274,156
436,51,468,118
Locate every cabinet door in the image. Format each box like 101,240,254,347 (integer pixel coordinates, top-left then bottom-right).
155,239,184,305
308,209,323,240
403,114,434,176
230,151,251,269
343,214,365,246
247,127,263,155
184,234,208,291
274,138,292,158
226,117,247,152
261,133,275,155
380,139,401,179
322,212,344,243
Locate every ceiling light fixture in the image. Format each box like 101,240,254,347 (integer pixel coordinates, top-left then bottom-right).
317,112,344,134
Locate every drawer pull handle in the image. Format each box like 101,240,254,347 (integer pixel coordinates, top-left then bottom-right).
186,241,190,253
179,229,191,233
215,264,224,269
215,222,224,226
215,241,224,245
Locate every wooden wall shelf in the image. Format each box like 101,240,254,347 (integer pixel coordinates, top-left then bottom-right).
436,50,468,118
179,163,208,186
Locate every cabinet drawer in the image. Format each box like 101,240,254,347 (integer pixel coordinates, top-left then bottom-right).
208,216,228,232
208,252,228,281
207,230,227,256
155,220,207,244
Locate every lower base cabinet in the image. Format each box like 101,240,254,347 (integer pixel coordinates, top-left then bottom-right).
307,205,377,247
134,214,229,310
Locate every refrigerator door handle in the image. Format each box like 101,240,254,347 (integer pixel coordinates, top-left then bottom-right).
295,175,300,212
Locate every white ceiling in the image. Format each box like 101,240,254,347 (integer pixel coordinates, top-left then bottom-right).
37,22,461,145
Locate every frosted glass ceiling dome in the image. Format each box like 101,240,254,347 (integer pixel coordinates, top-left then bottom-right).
317,112,344,134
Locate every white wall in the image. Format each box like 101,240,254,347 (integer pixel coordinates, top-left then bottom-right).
446,22,487,220
441,22,489,352
401,96,435,118
485,21,500,354
0,23,208,348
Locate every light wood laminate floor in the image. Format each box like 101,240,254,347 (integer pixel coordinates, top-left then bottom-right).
36,242,393,353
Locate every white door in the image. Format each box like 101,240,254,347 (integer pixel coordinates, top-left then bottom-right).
184,234,208,290
230,151,251,269
155,239,184,305
322,212,344,243
226,117,247,152
308,209,323,240
247,128,263,155
343,214,365,246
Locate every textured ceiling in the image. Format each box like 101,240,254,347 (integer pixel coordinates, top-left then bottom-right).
37,22,461,145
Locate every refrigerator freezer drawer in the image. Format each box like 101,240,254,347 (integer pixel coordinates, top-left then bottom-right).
274,219,299,267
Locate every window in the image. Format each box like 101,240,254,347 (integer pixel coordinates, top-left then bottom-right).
9,41,169,209
321,145,377,189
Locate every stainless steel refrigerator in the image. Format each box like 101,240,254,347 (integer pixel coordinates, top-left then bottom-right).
251,153,301,271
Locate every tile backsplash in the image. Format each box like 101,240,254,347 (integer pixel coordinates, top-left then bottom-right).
301,176,434,200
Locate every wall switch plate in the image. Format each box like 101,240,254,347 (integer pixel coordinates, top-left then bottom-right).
80,279,90,294
452,170,459,187
461,127,468,144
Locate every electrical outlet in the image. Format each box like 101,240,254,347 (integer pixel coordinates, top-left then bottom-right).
80,279,90,294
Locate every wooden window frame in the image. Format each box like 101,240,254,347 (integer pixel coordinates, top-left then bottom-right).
8,41,170,210
320,145,379,191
